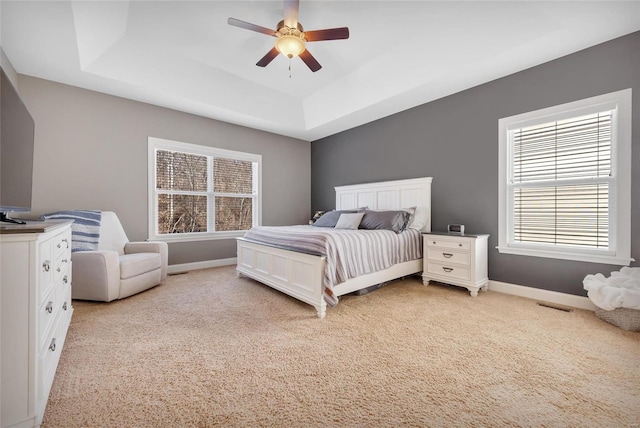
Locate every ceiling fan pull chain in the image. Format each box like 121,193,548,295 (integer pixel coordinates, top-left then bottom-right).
289,58,292,78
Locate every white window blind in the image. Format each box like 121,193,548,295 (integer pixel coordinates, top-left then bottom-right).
498,88,633,265
510,111,611,249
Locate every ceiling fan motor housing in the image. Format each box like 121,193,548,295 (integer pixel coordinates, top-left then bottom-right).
275,21,306,58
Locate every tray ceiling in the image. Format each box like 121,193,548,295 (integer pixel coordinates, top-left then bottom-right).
2,1,639,141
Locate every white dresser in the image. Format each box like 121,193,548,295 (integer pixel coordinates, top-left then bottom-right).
422,232,489,297
1,220,73,428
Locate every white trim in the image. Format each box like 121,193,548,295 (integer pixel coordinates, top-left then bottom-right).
153,231,245,243
488,280,597,311
168,257,237,275
498,88,633,265
167,260,599,311
494,245,633,266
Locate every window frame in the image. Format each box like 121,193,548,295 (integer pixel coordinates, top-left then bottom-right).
497,89,633,265
147,137,262,242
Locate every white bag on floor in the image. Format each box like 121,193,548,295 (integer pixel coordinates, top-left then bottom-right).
583,267,640,311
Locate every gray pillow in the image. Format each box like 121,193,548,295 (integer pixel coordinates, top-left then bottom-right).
359,210,411,233
335,212,365,230
312,210,358,227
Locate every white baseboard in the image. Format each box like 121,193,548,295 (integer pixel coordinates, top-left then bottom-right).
166,261,596,311
488,280,597,311
168,258,237,275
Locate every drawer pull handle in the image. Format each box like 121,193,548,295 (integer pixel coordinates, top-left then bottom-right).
442,267,453,273
46,301,54,313
49,338,56,352
63,275,69,284
62,238,69,248
43,261,51,272
442,253,453,258
63,302,68,311
57,267,61,273
62,258,68,263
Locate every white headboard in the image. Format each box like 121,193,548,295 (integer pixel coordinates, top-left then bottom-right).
335,177,433,232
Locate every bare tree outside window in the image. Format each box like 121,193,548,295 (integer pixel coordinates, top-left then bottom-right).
155,148,257,235
214,158,254,231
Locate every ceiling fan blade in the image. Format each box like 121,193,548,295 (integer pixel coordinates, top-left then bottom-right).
299,49,321,72
228,17,276,36
283,0,299,28
256,47,280,67
304,27,350,42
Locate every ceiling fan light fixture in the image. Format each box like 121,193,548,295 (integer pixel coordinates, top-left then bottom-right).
228,2,349,72
275,34,306,58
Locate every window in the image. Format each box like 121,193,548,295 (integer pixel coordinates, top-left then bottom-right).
148,137,261,241
498,89,633,265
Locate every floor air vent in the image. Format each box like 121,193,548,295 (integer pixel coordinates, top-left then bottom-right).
537,302,573,312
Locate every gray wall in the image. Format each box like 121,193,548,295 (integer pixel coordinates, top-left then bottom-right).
311,31,640,296
18,76,310,265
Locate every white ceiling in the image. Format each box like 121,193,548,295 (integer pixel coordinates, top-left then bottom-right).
2,1,639,141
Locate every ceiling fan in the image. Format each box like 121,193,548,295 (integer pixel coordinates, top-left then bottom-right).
228,0,349,72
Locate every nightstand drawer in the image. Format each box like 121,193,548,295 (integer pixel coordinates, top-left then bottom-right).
427,262,470,281
427,248,470,265
426,238,470,250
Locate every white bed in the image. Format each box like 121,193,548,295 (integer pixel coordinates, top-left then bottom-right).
236,177,433,318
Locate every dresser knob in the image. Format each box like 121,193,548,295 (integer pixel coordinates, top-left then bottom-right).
42,261,51,272
62,238,69,248
62,258,68,263
46,301,53,313
57,267,61,273
63,302,68,311
63,275,68,284
49,338,56,352
459,243,462,247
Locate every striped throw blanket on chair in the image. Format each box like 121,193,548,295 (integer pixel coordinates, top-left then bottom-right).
41,210,102,252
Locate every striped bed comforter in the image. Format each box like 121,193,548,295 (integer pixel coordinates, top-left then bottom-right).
242,225,422,306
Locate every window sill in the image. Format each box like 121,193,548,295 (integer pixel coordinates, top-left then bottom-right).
150,231,246,243
496,246,634,266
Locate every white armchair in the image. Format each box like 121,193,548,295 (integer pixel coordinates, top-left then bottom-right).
71,212,168,301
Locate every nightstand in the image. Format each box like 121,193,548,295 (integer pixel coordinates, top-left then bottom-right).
422,232,489,297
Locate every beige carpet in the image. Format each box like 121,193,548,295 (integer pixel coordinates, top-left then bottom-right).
44,266,640,427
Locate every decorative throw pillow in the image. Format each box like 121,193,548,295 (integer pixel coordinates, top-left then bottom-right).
359,210,411,233
334,212,365,230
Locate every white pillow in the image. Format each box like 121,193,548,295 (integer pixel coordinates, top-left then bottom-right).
407,206,428,230
335,212,365,230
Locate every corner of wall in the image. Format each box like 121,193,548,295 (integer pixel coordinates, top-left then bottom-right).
0,47,19,88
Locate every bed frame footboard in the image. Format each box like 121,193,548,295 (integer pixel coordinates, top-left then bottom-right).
237,238,424,318
236,238,328,318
